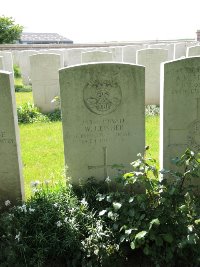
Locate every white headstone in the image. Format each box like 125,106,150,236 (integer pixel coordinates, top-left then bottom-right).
59,63,145,183
81,50,113,63
186,45,200,57
136,48,168,105
0,56,5,70
18,50,38,85
0,52,13,74
160,57,200,181
148,43,175,60
30,53,64,113
122,45,145,63
0,71,24,205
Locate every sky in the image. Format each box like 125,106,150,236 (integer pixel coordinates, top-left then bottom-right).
1,0,200,43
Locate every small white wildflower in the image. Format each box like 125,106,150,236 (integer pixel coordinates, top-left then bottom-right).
69,208,75,213
80,198,88,206
56,221,62,227
54,203,58,208
64,217,68,223
5,200,11,206
15,232,20,242
18,204,27,213
29,208,35,213
30,180,40,188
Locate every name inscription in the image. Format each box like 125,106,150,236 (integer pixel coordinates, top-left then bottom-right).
0,130,14,144
65,118,130,145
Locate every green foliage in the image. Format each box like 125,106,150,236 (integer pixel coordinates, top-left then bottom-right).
0,182,117,266
15,84,32,92
17,102,48,123
13,64,21,78
17,103,61,123
0,16,23,44
96,148,200,266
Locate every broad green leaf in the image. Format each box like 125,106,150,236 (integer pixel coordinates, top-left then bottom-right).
113,202,122,211
130,241,136,249
135,231,147,240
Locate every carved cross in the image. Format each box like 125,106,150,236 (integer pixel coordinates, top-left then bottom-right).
88,146,113,179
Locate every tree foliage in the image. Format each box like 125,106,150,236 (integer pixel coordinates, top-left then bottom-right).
0,16,23,44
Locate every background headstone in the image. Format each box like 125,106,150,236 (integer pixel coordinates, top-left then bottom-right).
0,52,14,74
160,57,200,184
186,45,200,57
136,48,168,105
0,56,5,70
0,71,24,205
30,53,64,113
59,63,145,183
81,50,113,63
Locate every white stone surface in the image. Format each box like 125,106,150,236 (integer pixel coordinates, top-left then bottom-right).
136,48,168,105
160,57,200,186
122,45,144,63
0,52,13,74
59,63,145,183
81,50,113,63
148,43,175,60
186,45,200,57
30,53,64,113
0,71,24,204
0,56,5,70
18,50,38,85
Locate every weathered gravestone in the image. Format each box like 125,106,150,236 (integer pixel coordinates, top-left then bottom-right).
160,57,200,184
59,63,145,183
81,50,113,63
122,45,145,64
136,48,168,105
0,71,24,205
30,53,64,113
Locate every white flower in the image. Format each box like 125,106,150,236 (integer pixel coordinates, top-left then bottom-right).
56,221,62,227
30,180,40,188
5,200,11,206
18,204,27,213
64,217,68,223
80,198,88,206
15,232,20,242
54,203,58,208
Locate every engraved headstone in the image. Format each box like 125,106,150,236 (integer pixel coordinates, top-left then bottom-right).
59,63,145,183
81,51,113,63
30,53,64,113
160,57,200,183
136,48,168,105
0,71,24,204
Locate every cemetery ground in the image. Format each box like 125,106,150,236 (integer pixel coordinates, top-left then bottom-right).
1,91,200,266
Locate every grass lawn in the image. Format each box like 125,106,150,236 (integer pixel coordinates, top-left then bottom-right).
15,92,159,198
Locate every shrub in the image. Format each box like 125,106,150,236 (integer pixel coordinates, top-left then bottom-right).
0,182,117,267
17,103,61,124
13,64,21,78
145,105,160,116
95,148,200,266
15,84,32,92
17,102,48,123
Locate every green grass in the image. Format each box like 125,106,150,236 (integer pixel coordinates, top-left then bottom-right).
15,92,159,198
19,122,64,198
15,92,33,106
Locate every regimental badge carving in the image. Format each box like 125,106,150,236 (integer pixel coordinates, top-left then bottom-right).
83,79,122,115
187,120,200,152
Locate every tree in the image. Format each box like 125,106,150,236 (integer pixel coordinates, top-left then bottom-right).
0,16,23,44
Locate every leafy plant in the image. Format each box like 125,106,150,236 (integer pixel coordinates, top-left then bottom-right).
13,64,21,78
0,16,23,44
17,102,48,123
0,182,117,267
96,148,200,266
145,105,160,116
